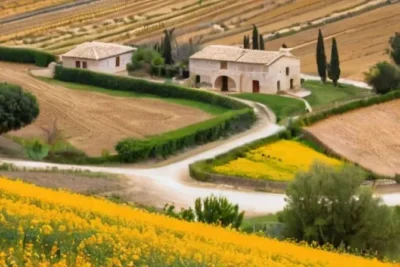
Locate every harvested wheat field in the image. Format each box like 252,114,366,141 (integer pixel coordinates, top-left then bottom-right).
265,3,400,81
306,100,400,177
0,62,211,156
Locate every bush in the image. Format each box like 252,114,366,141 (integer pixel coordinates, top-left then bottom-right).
23,140,50,161
364,61,400,94
0,46,56,67
0,83,39,134
54,66,247,110
116,109,255,162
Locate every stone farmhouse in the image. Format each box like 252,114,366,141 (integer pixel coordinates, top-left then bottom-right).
189,45,301,94
61,41,136,74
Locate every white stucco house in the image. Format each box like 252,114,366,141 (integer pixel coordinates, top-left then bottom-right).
61,41,136,74
189,45,301,94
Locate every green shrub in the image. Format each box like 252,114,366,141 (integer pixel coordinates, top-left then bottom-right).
23,140,50,161
364,61,400,94
0,46,56,67
54,66,247,110
116,109,255,162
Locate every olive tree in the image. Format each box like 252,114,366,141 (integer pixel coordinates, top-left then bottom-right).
0,83,39,134
279,163,400,258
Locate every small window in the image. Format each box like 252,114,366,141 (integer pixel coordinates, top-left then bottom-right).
286,67,290,76
75,61,81,68
116,56,120,67
220,61,227,69
82,62,87,69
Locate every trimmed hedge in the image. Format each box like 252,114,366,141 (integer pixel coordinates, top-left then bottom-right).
54,66,255,163
190,91,400,184
116,109,255,162
0,46,56,67
54,66,247,110
295,90,400,128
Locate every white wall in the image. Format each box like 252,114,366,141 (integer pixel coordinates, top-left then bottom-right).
62,52,133,74
189,56,301,94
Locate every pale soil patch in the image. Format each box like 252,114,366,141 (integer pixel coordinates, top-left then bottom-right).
306,99,400,177
0,62,211,156
0,172,127,194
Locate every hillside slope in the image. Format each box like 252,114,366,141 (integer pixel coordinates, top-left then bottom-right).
0,177,394,266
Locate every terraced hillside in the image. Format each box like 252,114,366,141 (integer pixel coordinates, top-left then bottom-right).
0,0,396,80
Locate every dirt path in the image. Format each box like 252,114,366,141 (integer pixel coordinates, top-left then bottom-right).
0,62,211,156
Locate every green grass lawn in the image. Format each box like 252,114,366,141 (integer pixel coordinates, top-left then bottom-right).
303,80,374,109
233,93,306,120
37,77,228,115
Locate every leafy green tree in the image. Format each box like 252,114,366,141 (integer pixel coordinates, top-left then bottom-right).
0,83,39,134
252,24,259,50
364,61,400,94
316,29,327,83
388,32,400,66
279,163,400,258
164,195,245,229
327,38,341,86
243,35,250,49
259,34,265,50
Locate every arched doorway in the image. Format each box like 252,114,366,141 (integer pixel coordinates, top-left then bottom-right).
214,76,236,92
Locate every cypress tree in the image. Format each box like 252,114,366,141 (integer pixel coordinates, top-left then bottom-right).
259,34,265,50
163,29,173,65
316,29,327,83
243,36,248,49
389,32,400,66
329,38,341,86
252,24,259,50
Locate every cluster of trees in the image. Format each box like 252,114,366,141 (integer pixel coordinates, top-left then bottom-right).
243,24,265,50
316,29,341,86
364,32,400,94
280,163,400,260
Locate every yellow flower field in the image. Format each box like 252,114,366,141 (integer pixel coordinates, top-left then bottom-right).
0,177,394,267
214,140,342,181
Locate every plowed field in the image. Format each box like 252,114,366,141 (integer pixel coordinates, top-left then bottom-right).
306,100,400,177
0,62,211,156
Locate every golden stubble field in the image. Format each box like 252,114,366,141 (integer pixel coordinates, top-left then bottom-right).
306,99,400,177
0,62,211,156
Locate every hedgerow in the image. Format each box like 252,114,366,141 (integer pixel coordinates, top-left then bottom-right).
0,46,56,67
54,66,255,163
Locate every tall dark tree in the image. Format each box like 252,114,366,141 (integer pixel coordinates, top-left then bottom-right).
163,29,174,65
316,29,327,83
327,38,341,86
259,34,265,50
388,32,400,66
252,24,259,50
243,35,250,49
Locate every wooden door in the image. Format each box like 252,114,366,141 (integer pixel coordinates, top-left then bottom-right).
290,79,294,89
252,80,260,93
116,56,120,67
221,76,228,91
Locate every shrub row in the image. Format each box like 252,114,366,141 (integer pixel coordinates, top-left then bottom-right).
294,90,400,128
54,66,246,110
190,91,400,184
0,46,56,67
116,109,256,163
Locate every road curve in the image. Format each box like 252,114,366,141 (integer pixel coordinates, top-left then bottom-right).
2,91,399,215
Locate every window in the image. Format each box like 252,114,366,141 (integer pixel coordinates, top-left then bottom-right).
286,67,290,76
116,56,120,67
82,62,87,69
220,61,227,69
277,80,281,91
195,75,201,84
75,61,81,68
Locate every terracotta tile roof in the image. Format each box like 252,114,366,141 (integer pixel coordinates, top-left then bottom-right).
190,45,294,65
62,41,136,60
